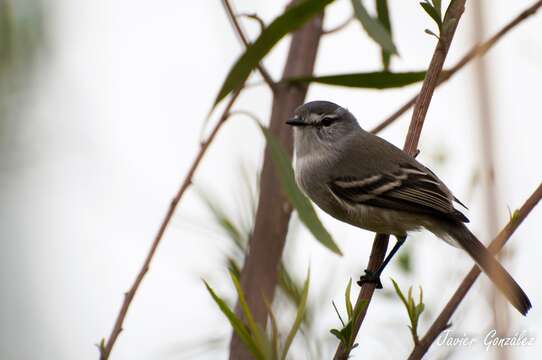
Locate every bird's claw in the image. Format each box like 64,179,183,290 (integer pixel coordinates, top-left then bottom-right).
357,269,383,289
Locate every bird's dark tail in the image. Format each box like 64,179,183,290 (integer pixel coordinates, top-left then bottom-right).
437,221,531,315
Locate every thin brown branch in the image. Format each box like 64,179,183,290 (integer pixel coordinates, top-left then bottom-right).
238,12,266,34
222,0,276,91
229,9,325,360
408,182,542,360
323,15,354,35
334,1,466,359
98,88,242,360
370,0,542,135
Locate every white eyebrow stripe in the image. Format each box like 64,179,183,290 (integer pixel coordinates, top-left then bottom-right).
308,113,321,123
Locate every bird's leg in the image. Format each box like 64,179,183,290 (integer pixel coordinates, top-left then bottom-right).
357,235,407,289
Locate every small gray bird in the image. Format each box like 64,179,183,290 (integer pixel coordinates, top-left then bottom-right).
286,100,531,315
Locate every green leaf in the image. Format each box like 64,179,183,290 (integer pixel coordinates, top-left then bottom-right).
259,125,342,255
432,0,442,20
424,28,440,40
375,0,393,70
212,0,335,109
287,71,426,89
351,0,398,55
420,1,442,29
281,269,310,360
230,272,267,351
391,278,408,308
264,298,280,360
345,279,353,319
196,188,246,250
416,302,425,316
332,300,346,327
330,328,347,343
204,281,264,359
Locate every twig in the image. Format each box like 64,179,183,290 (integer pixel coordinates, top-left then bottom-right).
370,0,542,134
333,1,466,359
408,182,542,360
222,0,276,91
238,12,266,34
98,88,242,360
323,15,354,35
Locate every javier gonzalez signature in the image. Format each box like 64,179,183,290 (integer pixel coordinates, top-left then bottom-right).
437,329,535,351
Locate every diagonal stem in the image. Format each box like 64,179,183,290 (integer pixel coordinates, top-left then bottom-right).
98,88,242,360
370,0,542,135
222,0,276,91
408,182,542,360
334,1,467,358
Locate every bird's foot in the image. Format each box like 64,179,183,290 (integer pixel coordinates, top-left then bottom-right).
357,269,383,289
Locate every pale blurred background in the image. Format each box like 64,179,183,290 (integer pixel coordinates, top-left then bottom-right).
1,0,541,359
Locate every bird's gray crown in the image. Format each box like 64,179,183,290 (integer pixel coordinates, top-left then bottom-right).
295,100,342,116
288,100,350,127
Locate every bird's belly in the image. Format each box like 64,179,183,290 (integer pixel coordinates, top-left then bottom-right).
320,198,424,236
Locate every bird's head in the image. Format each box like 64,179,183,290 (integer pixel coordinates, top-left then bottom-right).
286,101,360,149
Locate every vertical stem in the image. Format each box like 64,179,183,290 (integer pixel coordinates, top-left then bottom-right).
471,1,510,357
228,9,325,360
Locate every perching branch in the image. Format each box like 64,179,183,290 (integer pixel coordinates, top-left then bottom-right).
222,0,276,91
370,0,542,134
98,88,242,360
408,182,542,360
334,1,466,359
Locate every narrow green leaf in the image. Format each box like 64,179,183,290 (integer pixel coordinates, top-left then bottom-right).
348,299,367,347
330,328,347,343
195,188,247,251
226,257,241,280
230,272,267,351
351,0,398,55
281,269,310,360
278,263,303,306
204,281,264,359
375,0,393,70
212,0,335,109
407,286,415,320
432,0,442,20
264,298,280,360
390,278,408,308
345,279,353,319
288,71,426,89
259,125,342,255
332,300,346,327
340,320,353,344
420,2,442,28
424,28,440,40
416,303,425,316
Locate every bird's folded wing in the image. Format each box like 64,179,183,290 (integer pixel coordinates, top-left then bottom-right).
328,163,469,223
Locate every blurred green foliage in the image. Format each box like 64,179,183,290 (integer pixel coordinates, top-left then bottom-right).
0,0,45,156
205,270,310,360
0,0,44,107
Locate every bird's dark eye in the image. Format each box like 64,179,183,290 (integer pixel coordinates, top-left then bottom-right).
320,117,334,127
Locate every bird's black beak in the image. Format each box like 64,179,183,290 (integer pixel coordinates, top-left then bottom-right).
286,116,306,127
